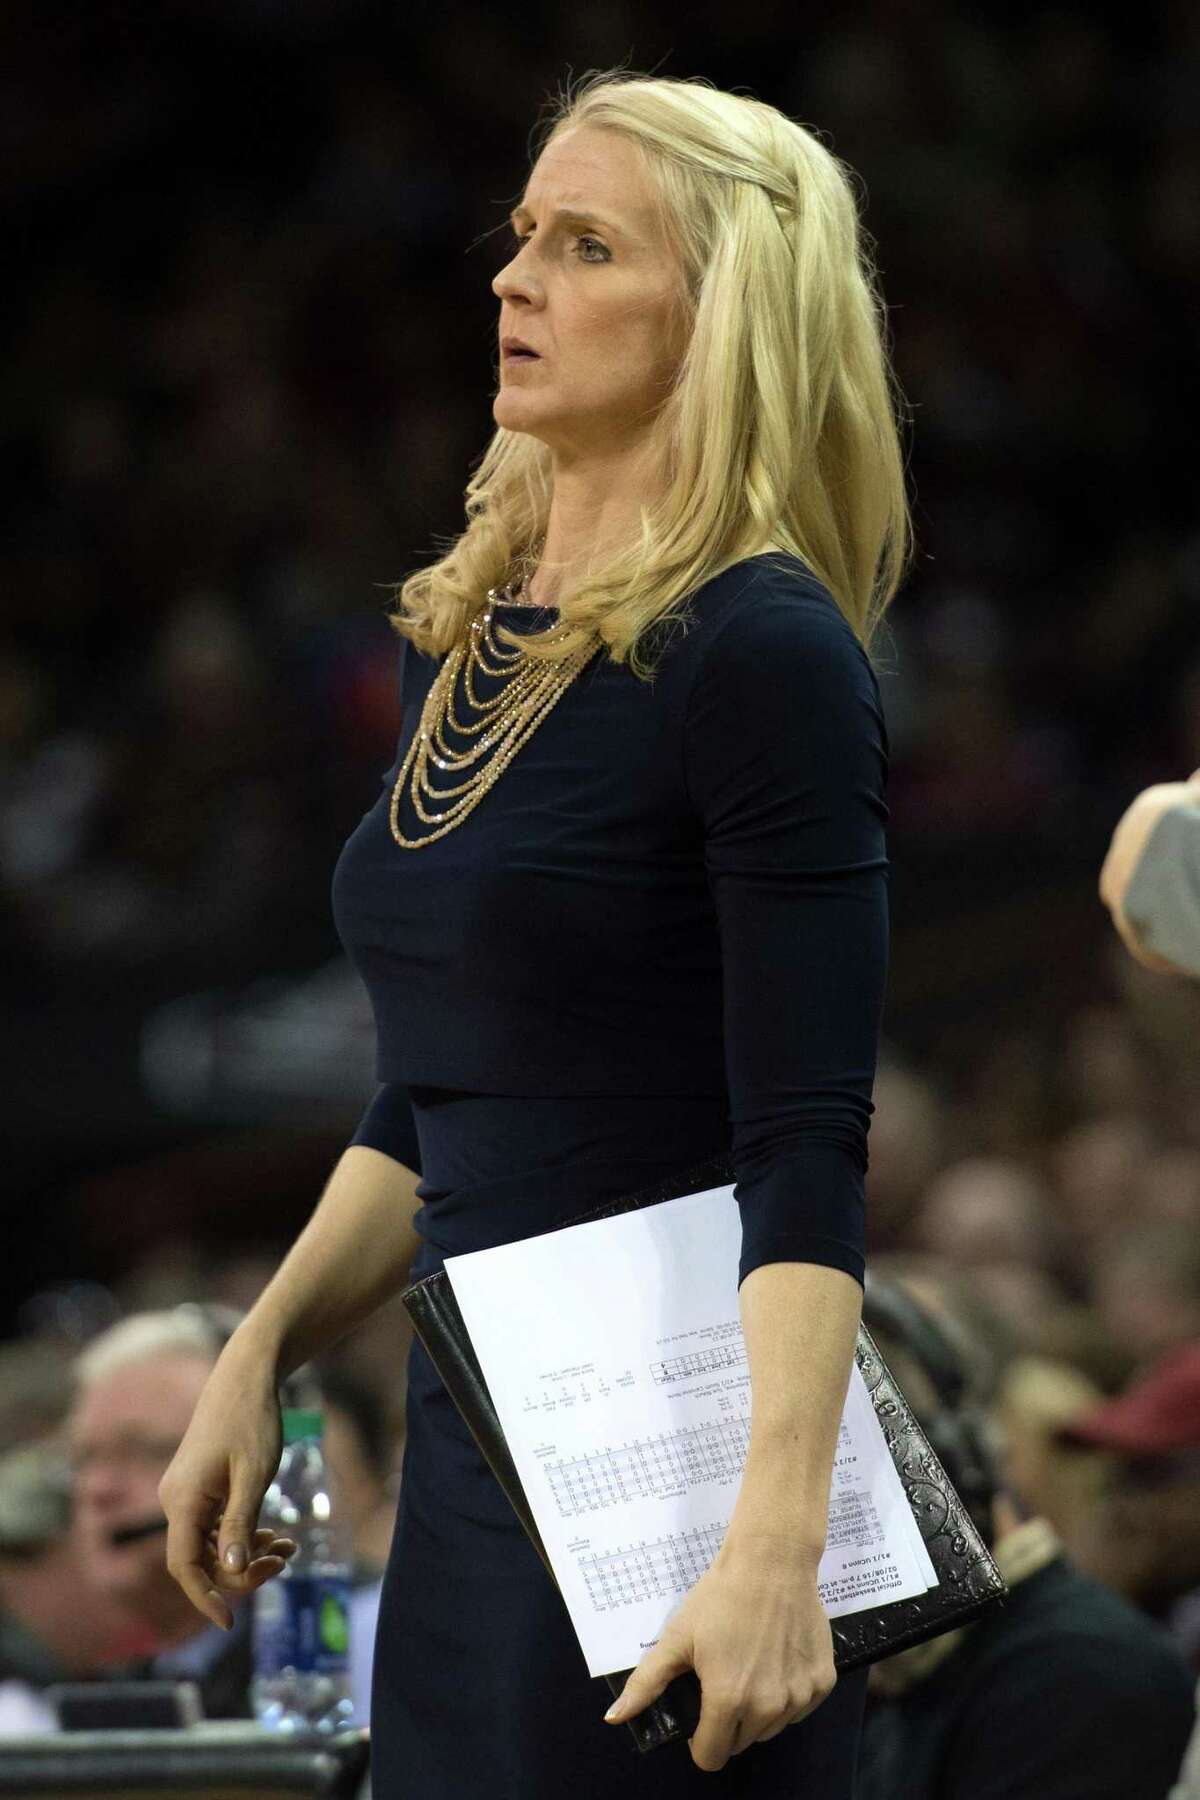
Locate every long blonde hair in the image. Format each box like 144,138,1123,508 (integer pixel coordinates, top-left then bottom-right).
390,68,912,680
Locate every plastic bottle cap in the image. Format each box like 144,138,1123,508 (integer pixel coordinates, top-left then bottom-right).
281,1408,323,1444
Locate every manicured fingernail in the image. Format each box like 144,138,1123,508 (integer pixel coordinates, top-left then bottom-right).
605,1703,620,1721
206,1591,232,1630
224,1544,246,1571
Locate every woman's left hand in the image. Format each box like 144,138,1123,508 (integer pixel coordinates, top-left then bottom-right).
603,1533,835,1772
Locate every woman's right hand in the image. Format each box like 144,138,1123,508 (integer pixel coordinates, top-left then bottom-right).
157,1340,297,1630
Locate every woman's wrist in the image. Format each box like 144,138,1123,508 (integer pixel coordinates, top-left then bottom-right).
724,1482,829,1561
716,1519,826,1571
224,1312,290,1384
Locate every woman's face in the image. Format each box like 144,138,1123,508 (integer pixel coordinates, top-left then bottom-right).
492,125,685,460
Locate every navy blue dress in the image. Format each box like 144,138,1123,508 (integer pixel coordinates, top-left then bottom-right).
331,552,890,1797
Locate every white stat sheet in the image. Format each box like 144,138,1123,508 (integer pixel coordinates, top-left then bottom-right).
444,1181,938,1678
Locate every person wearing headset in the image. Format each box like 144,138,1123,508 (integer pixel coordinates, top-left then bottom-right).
855,1273,1194,1800
1100,770,1200,978
64,1303,291,1722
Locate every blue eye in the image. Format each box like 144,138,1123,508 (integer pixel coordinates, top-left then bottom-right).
508,230,610,263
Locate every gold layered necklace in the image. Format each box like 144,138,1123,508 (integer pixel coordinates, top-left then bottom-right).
388,572,601,850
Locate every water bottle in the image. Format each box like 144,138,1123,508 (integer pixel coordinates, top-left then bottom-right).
251,1407,354,1734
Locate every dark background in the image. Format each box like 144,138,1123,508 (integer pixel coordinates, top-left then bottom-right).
3,0,1199,1342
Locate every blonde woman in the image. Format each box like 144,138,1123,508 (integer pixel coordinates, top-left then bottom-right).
158,69,910,1795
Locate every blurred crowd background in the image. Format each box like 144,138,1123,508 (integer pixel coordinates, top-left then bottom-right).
3,0,1200,1746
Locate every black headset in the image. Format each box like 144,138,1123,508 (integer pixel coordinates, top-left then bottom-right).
861,1274,999,1547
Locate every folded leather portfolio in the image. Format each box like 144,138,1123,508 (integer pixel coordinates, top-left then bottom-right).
400,1149,1008,1755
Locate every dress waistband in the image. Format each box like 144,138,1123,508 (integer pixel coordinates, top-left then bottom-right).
407,1088,730,1261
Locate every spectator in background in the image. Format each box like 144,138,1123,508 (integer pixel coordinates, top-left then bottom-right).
912,1156,1053,1271
858,1272,1196,1800
66,1307,296,1720
1062,1342,1200,1672
1089,1222,1200,1370
1100,770,1200,978
909,1155,1069,1337
994,1356,1112,1559
0,1443,136,1734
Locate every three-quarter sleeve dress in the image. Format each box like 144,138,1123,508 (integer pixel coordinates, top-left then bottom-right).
330,550,891,1798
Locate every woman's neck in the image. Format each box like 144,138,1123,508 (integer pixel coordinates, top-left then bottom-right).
528,446,663,608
